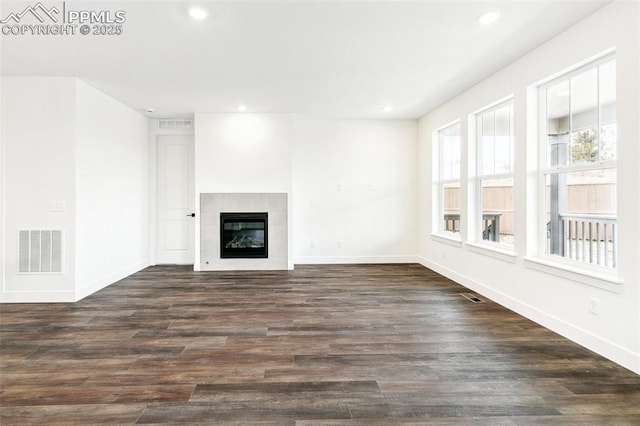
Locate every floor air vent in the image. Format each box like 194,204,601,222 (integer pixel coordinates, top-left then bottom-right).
18,230,63,273
460,292,484,303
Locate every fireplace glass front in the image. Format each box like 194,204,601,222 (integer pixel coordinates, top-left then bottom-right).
220,212,268,258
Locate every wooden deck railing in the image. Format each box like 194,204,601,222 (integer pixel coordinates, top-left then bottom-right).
548,214,616,268
442,212,616,268
443,213,501,242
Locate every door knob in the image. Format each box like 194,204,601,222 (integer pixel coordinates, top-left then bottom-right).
187,213,196,217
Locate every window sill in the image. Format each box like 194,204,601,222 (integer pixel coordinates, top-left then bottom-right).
430,233,462,247
465,242,517,263
523,257,622,293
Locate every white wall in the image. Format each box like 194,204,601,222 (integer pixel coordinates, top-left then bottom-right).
75,80,150,299
193,115,418,268
0,77,150,302
1,77,77,302
293,119,418,263
1,75,5,298
194,113,294,269
195,113,294,193
417,2,640,373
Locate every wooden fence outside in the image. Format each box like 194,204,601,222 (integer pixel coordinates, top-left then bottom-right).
443,183,615,236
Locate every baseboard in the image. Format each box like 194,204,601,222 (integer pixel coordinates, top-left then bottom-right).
0,290,76,303
75,259,150,301
416,256,640,375
295,255,419,264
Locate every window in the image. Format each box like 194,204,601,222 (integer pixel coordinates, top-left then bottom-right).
436,122,461,236
476,100,514,247
539,55,616,268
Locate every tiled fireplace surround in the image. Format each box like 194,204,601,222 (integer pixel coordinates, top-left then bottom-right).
200,193,288,271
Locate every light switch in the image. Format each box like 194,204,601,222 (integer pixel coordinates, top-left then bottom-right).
49,201,66,212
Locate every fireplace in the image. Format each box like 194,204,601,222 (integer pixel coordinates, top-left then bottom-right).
220,212,268,258
201,194,287,270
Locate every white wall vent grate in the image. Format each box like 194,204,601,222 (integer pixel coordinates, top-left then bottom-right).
18,230,63,274
158,119,193,130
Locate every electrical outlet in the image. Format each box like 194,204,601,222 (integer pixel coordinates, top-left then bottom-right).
337,183,343,192
337,240,343,248
589,297,600,316
310,241,316,248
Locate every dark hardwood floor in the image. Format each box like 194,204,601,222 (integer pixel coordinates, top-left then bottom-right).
1,264,639,425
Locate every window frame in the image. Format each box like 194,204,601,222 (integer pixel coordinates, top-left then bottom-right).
474,98,515,251
433,121,462,240
536,52,617,272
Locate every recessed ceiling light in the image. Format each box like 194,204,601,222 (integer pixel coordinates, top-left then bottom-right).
146,108,155,113
237,105,248,112
383,106,393,112
478,10,500,25
189,6,209,20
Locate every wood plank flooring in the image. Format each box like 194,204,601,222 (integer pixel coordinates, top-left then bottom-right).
1,264,639,425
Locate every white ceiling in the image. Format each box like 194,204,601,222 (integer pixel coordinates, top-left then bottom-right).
1,0,610,119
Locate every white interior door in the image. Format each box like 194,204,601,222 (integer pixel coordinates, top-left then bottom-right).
157,135,195,264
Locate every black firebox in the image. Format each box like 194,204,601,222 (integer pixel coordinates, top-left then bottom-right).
220,212,268,258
